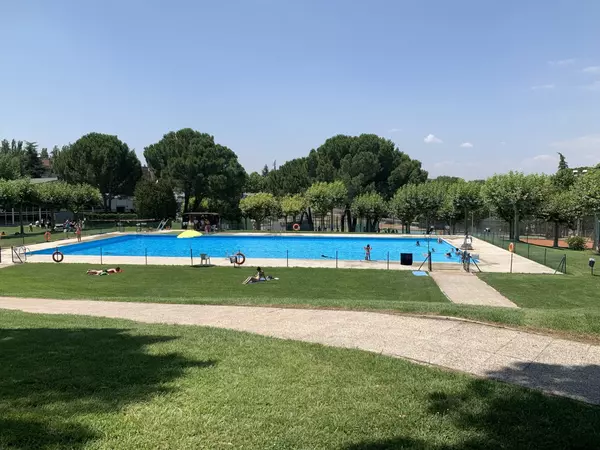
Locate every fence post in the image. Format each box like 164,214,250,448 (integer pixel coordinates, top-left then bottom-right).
100,248,103,265
428,251,432,272
190,248,193,266
145,248,148,266
544,248,547,266
387,251,389,270
336,250,338,268
510,252,513,273
564,254,567,274
527,243,530,259
286,249,289,268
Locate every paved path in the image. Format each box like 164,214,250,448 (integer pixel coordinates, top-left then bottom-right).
1,297,599,405
445,236,555,274
430,271,519,308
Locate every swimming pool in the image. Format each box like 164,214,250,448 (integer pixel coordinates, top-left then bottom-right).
34,234,463,263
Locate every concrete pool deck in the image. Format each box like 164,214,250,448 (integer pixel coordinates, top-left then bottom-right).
3,232,554,274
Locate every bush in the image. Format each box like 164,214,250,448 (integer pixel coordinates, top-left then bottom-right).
566,235,587,251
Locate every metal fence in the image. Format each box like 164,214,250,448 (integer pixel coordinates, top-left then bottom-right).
473,231,567,273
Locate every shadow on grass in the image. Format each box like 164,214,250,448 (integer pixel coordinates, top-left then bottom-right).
0,327,215,449
344,362,600,450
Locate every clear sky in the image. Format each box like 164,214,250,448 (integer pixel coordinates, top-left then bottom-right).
1,0,599,179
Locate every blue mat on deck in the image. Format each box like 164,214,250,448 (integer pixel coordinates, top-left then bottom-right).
412,271,429,277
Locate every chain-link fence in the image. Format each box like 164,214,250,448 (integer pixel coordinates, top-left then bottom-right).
473,231,567,273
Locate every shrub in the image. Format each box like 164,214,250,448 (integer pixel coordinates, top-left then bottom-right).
566,235,587,251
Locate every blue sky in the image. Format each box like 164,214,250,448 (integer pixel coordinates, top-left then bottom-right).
1,0,599,179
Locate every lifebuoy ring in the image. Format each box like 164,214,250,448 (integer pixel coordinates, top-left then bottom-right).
235,252,246,265
52,250,64,263
292,223,300,231
44,231,52,242
508,242,515,253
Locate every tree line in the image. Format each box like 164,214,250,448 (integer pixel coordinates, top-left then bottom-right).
242,150,600,247
2,128,600,247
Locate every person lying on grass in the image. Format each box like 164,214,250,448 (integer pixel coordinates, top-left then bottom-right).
243,267,279,284
86,267,123,276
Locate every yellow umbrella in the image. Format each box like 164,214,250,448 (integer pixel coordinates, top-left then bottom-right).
177,230,203,239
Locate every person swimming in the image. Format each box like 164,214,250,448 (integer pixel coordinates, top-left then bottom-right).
445,251,452,258
416,241,420,247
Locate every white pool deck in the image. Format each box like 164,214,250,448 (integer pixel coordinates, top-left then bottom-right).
0,232,554,274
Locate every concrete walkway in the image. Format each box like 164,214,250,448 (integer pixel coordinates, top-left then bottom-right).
430,272,519,308
445,236,555,274
1,297,599,405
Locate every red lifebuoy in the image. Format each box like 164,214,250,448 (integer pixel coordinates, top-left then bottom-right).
508,242,515,253
44,231,52,242
52,250,64,263
236,252,246,265
292,223,300,231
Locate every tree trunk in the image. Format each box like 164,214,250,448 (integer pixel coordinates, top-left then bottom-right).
340,210,346,232
553,222,560,248
464,207,468,234
183,190,190,214
371,217,378,232
307,207,314,231
405,222,410,234
331,208,334,231
19,205,24,235
346,207,356,232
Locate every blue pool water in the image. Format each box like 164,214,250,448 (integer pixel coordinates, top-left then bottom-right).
34,234,463,263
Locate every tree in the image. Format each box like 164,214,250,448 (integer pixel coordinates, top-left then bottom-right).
307,134,427,231
414,181,445,230
554,153,576,190
264,157,311,196
69,184,103,216
22,142,44,178
35,181,101,225
40,148,49,159
351,192,387,232
389,184,421,233
261,164,270,177
0,178,36,234
305,181,347,230
481,172,548,240
280,194,306,225
239,193,280,230
245,172,265,193
451,181,484,234
144,128,246,214
538,187,583,247
134,179,177,220
53,133,142,211
0,139,24,180
557,152,568,170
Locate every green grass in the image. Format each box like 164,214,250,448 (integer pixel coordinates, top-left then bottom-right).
0,264,447,308
0,225,127,247
1,309,599,449
5,263,600,341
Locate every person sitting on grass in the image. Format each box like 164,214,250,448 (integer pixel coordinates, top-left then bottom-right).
243,267,278,284
87,267,122,276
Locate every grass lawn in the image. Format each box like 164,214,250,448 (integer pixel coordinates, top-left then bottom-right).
1,309,599,450
0,225,128,247
474,246,600,340
4,264,600,341
0,264,447,308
